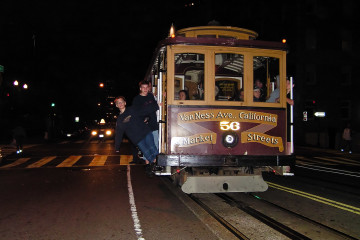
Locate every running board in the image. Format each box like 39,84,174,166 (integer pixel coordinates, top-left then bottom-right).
181,175,268,194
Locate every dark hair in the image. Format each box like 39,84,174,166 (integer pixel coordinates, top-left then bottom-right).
114,96,126,104
139,80,150,87
179,89,189,100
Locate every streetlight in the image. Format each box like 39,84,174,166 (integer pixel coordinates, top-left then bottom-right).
23,83,28,89
13,80,19,86
314,112,326,117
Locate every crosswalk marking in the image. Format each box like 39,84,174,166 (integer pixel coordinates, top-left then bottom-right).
56,156,82,167
0,144,42,158
0,158,31,168
27,156,57,168
0,146,17,157
120,155,133,165
0,155,137,169
89,155,107,166
0,153,357,169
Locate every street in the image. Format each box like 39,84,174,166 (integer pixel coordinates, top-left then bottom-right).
0,139,360,239
0,139,219,240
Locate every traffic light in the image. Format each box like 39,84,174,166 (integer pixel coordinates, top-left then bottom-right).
51,102,55,107
303,111,308,121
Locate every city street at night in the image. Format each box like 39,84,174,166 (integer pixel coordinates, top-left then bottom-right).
1,1,360,240
1,139,359,239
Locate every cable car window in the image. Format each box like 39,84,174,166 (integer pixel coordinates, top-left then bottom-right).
197,35,216,38
215,53,244,101
253,56,280,103
218,35,236,39
174,53,205,100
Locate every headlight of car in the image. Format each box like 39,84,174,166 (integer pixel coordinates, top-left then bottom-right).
106,130,112,136
91,130,97,136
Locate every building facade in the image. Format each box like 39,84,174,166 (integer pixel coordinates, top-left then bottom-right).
287,1,359,151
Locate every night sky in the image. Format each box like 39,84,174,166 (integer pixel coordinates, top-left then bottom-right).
0,0,290,131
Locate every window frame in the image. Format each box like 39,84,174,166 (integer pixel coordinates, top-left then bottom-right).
167,45,286,108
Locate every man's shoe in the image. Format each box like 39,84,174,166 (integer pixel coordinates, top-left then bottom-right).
150,162,163,172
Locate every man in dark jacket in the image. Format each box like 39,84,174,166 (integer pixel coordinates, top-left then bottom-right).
114,96,159,176
132,80,159,150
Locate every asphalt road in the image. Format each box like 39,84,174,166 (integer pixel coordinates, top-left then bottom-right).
0,139,219,240
1,139,359,239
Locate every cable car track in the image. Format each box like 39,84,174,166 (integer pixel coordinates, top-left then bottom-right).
189,194,250,240
246,193,359,240
189,192,359,239
215,193,311,240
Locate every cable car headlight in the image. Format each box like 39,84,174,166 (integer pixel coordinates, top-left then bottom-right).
225,135,235,144
91,130,97,136
222,131,239,148
106,130,112,136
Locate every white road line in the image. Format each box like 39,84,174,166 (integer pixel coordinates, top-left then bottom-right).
23,144,38,149
121,155,133,165
334,156,359,164
0,158,31,168
56,156,81,167
27,156,56,168
296,156,337,165
89,155,107,166
314,156,359,166
296,164,360,178
127,165,145,240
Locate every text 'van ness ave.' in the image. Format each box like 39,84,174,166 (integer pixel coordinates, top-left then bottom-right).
178,109,278,126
